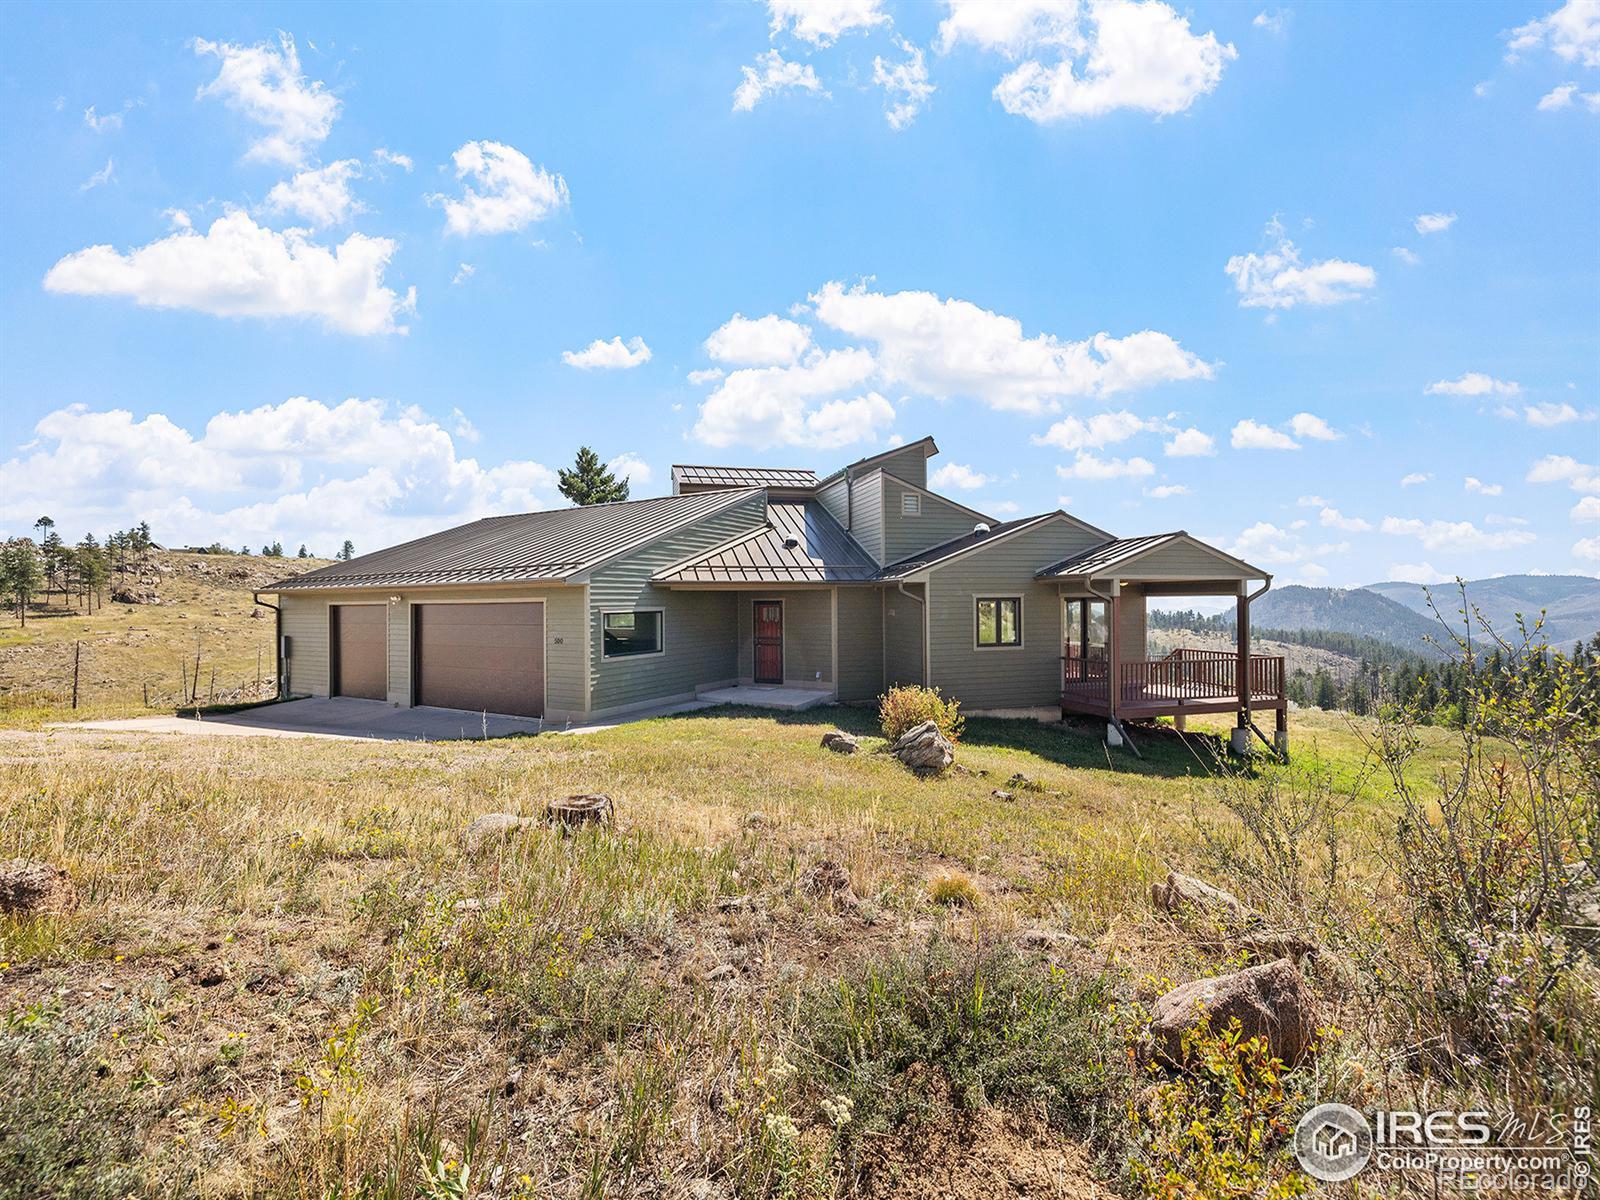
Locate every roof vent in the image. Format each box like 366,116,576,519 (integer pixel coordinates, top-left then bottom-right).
782,536,801,550
973,522,991,535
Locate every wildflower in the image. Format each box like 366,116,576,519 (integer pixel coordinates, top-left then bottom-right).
820,1093,854,1127
769,1053,796,1082
764,1112,798,1141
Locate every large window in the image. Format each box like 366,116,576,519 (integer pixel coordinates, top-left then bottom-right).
975,597,1022,648
602,609,663,658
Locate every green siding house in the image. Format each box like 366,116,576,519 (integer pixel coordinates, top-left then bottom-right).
267,436,1288,749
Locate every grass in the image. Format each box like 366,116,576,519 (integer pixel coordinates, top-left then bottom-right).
0,695,1472,1198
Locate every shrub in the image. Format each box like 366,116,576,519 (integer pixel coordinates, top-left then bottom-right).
927,872,980,908
878,685,964,744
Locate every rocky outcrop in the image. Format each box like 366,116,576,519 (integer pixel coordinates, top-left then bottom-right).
0,860,79,916
886,721,954,773
1150,958,1316,1066
1151,871,1257,924
820,730,861,754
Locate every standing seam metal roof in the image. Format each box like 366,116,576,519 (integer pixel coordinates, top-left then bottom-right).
654,500,880,583
874,513,1058,581
268,488,762,590
1033,533,1182,578
672,464,818,489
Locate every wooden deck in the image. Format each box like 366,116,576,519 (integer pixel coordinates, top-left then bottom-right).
1061,647,1286,720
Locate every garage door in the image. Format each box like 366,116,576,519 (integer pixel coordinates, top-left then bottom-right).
414,602,544,718
333,605,387,700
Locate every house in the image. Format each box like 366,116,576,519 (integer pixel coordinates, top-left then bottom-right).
264,436,1287,750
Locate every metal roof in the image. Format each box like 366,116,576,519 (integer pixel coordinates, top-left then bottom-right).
671,464,818,490
816,435,939,487
269,488,761,590
876,513,1059,581
1034,533,1182,578
655,499,880,584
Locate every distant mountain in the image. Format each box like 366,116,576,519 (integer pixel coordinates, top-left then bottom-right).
1364,575,1600,650
1251,585,1444,653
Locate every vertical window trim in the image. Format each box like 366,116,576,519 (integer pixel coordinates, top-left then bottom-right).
600,607,666,660
974,596,1023,650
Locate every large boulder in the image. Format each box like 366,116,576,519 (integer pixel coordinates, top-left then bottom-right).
1151,871,1258,925
0,860,79,916
886,720,954,773
820,730,860,754
1150,958,1316,1067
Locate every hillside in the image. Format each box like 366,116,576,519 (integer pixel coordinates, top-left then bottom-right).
1250,584,1444,652
0,548,329,716
1365,574,1600,649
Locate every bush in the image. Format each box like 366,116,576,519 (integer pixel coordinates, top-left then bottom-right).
878,685,964,744
927,872,980,908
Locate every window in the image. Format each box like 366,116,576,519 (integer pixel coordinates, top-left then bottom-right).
975,597,1022,648
901,492,921,516
602,609,663,658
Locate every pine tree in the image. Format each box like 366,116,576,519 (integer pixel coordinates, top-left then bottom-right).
557,446,629,506
297,545,309,558
1,541,43,626
339,539,355,561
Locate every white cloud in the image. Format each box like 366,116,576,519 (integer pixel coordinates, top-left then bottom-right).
1225,235,1376,309
1388,561,1450,585
1485,513,1530,526
1574,535,1600,561
1536,83,1600,110
1319,506,1371,532
930,462,991,490
84,103,133,133
607,452,653,487
1231,419,1299,450
430,141,568,236
451,263,475,285
1521,401,1595,426
1145,483,1189,498
767,0,889,46
692,349,889,449
1163,427,1215,457
1392,246,1421,266
264,159,364,227
874,39,935,129
1287,411,1341,441
193,33,338,166
1296,494,1326,507
1425,372,1520,397
1527,453,1600,493
941,0,1235,122
1034,410,1162,451
1509,1,1600,67
1572,495,1600,522
562,335,652,370
704,313,813,366
1380,516,1536,551
686,367,724,386
1464,476,1503,496
43,210,414,336
1252,10,1287,34
0,398,558,551
810,280,1215,414
1401,472,1431,486
371,147,413,172
1414,212,1457,235
990,500,1021,514
1226,521,1314,565
733,50,826,112
1055,451,1155,480
79,157,116,192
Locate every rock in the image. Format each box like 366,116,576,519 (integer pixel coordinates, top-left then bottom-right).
1231,928,1320,964
703,962,737,982
1151,871,1257,924
250,607,267,619
991,789,1016,802
461,813,536,850
111,586,160,605
1015,928,1083,954
799,859,852,900
546,793,613,832
743,811,768,828
820,730,860,754
1150,958,1317,1067
886,720,955,773
192,961,230,987
0,860,79,916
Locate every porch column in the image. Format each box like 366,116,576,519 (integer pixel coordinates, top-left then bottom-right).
1106,582,1121,743
1231,580,1251,754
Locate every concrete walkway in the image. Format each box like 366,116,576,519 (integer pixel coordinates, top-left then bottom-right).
56,697,548,742
696,684,833,710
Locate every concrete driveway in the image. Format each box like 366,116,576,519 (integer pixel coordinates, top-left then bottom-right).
59,697,550,741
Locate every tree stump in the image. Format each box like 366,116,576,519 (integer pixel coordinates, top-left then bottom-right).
546,793,614,832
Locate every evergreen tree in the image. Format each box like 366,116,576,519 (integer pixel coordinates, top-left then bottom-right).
1,541,43,626
339,539,355,561
557,446,629,506
297,545,309,558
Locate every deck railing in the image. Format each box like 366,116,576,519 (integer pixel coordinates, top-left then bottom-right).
1062,647,1285,714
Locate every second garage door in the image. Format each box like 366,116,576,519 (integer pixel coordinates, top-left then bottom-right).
414,602,544,718
333,604,387,700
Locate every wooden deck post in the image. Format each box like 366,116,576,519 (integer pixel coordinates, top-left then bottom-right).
1106,583,1121,741
1232,581,1251,754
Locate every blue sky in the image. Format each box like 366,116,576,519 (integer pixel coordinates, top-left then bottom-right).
2,0,1597,587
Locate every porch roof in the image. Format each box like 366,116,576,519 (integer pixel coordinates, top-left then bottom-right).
1035,531,1267,583
653,499,880,584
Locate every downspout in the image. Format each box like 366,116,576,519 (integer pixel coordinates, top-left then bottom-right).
253,592,282,700
896,581,924,686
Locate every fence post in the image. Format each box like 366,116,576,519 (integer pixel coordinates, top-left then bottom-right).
72,642,81,709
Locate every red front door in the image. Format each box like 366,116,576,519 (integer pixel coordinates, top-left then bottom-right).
754,601,783,683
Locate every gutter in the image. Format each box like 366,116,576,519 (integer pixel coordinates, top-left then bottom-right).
252,592,283,700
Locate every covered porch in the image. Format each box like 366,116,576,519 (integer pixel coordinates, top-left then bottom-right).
1037,532,1287,754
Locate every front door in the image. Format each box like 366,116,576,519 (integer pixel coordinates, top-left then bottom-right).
753,601,783,684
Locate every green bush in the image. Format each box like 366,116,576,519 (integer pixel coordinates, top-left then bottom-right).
877,684,964,744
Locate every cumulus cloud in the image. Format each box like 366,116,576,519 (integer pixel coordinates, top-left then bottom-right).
1414,211,1457,235
607,452,653,487
941,0,1235,122
693,350,889,449
1055,451,1155,479
1509,1,1600,67
704,314,813,366
371,147,413,172
1388,561,1450,584
733,50,826,112
1380,516,1536,551
43,210,414,336
79,158,116,192
1401,472,1432,486
1574,535,1600,561
193,33,338,166
1287,411,1341,441
1231,419,1299,450
1164,427,1215,457
1520,401,1596,426
264,159,364,227
1034,410,1164,451
1145,483,1189,498
1572,495,1600,522
930,462,991,489
874,39,935,129
451,263,475,286
0,398,557,551
1536,82,1600,110
562,336,652,370
1253,10,1287,33
1392,246,1421,266
1319,506,1371,532
1527,454,1600,493
1425,372,1520,396
767,0,888,46
1225,234,1376,309
84,102,136,133
1224,521,1338,566
430,141,568,236
1464,476,1503,496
